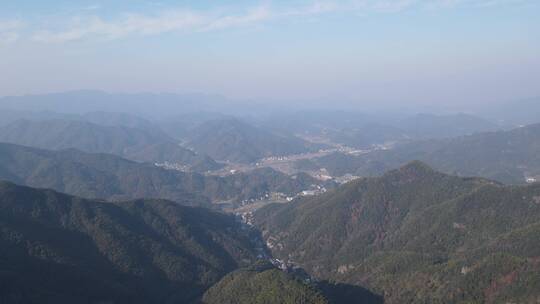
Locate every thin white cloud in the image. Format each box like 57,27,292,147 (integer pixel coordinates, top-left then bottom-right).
202,6,272,31
82,4,102,11
29,2,355,43
350,0,526,11
32,11,207,42
335,0,420,13
32,7,273,43
0,20,24,45
283,1,341,16
469,0,526,8
27,0,530,43
0,32,19,45
423,0,527,10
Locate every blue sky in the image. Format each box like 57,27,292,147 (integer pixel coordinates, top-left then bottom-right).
0,0,539,106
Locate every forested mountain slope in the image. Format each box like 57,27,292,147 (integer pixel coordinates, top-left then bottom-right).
188,118,323,163
0,143,322,208
0,119,221,171
0,181,256,303
255,162,540,303
202,262,329,304
309,123,540,184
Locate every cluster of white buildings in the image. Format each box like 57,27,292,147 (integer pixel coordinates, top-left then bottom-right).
300,185,327,196
262,155,291,162
240,192,272,206
238,185,327,206
154,161,190,172
526,176,538,184
334,174,361,184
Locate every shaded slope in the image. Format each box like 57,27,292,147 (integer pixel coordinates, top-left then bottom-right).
0,181,256,304
0,119,221,171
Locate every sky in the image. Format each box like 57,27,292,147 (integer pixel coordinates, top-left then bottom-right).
0,0,539,107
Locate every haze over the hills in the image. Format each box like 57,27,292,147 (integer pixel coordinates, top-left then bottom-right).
1,1,539,303
299,122,540,184
1,0,539,108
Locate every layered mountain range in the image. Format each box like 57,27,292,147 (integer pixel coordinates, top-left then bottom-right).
304,123,540,184
0,119,222,172
0,142,326,208
1,94,539,303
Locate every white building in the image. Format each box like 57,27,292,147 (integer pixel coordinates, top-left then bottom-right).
526,177,537,184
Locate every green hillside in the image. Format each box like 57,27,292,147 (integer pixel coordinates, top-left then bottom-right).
254,161,540,303
202,262,329,304
0,119,222,171
0,143,321,208
309,123,540,184
188,118,323,163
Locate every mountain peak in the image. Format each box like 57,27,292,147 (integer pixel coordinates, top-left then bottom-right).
400,160,434,173
383,160,435,179
0,180,18,192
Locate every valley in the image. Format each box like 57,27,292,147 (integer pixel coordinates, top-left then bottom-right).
1,2,538,302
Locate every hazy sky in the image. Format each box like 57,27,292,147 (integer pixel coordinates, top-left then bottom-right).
0,0,539,106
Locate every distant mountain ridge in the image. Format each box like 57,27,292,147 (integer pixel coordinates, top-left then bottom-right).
187,118,325,163
306,123,540,184
394,113,499,140
0,118,222,172
0,142,323,207
0,109,162,132
326,113,499,148
482,97,540,126
0,90,269,117
254,161,540,303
